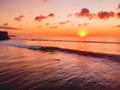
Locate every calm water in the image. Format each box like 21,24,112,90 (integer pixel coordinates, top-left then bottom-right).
0,37,120,90
26,36,120,55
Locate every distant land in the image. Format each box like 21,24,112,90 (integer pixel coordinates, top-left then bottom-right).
0,31,9,40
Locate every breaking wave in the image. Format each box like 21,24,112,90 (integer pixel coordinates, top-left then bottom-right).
0,40,120,61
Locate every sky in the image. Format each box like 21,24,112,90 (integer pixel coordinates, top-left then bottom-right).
0,0,120,37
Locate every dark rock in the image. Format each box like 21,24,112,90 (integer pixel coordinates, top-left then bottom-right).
0,31,9,40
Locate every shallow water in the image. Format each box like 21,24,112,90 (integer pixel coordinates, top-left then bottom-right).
0,44,120,90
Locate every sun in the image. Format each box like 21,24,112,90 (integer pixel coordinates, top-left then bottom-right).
78,30,87,37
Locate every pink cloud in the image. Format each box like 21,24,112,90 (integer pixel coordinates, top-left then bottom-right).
35,15,47,22
59,20,70,25
67,14,73,17
116,12,120,18
74,8,120,20
75,8,95,20
97,11,115,19
42,0,48,2
14,15,24,21
75,8,90,17
48,13,55,17
88,14,96,20
59,22,66,25
35,13,55,22
117,3,120,10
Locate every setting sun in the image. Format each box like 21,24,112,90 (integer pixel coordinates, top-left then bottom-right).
78,30,87,37
0,0,120,90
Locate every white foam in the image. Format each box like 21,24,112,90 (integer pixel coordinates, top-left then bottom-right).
0,40,40,50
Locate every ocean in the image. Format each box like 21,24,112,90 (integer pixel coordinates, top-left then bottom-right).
25,36,120,55
0,36,120,90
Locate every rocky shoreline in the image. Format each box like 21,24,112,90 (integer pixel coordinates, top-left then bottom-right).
0,31,9,40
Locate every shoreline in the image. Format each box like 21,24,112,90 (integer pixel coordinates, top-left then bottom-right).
0,41,120,62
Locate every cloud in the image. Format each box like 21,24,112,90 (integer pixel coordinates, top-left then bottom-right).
113,25,120,28
66,20,70,23
35,13,55,22
97,11,115,19
67,14,73,17
83,23,88,26
117,25,120,27
59,22,66,25
78,24,82,27
14,15,24,21
74,8,120,20
75,8,90,17
46,23,50,25
35,15,47,22
42,0,48,2
75,8,95,20
48,13,55,17
59,20,70,25
88,14,96,20
49,26,58,28
117,3,120,10
78,23,88,27
3,23,8,26
0,26,22,30
116,12,120,18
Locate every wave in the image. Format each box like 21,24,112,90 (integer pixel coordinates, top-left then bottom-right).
0,40,39,50
0,40,120,61
30,39,120,44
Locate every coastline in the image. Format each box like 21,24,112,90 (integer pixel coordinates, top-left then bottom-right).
0,40,120,62
0,31,9,40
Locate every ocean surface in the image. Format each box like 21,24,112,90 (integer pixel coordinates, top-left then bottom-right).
0,36,120,90
26,36,120,55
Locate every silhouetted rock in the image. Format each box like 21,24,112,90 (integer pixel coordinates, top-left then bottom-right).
0,31,9,40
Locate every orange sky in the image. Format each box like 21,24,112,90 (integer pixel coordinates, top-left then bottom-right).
0,0,120,37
